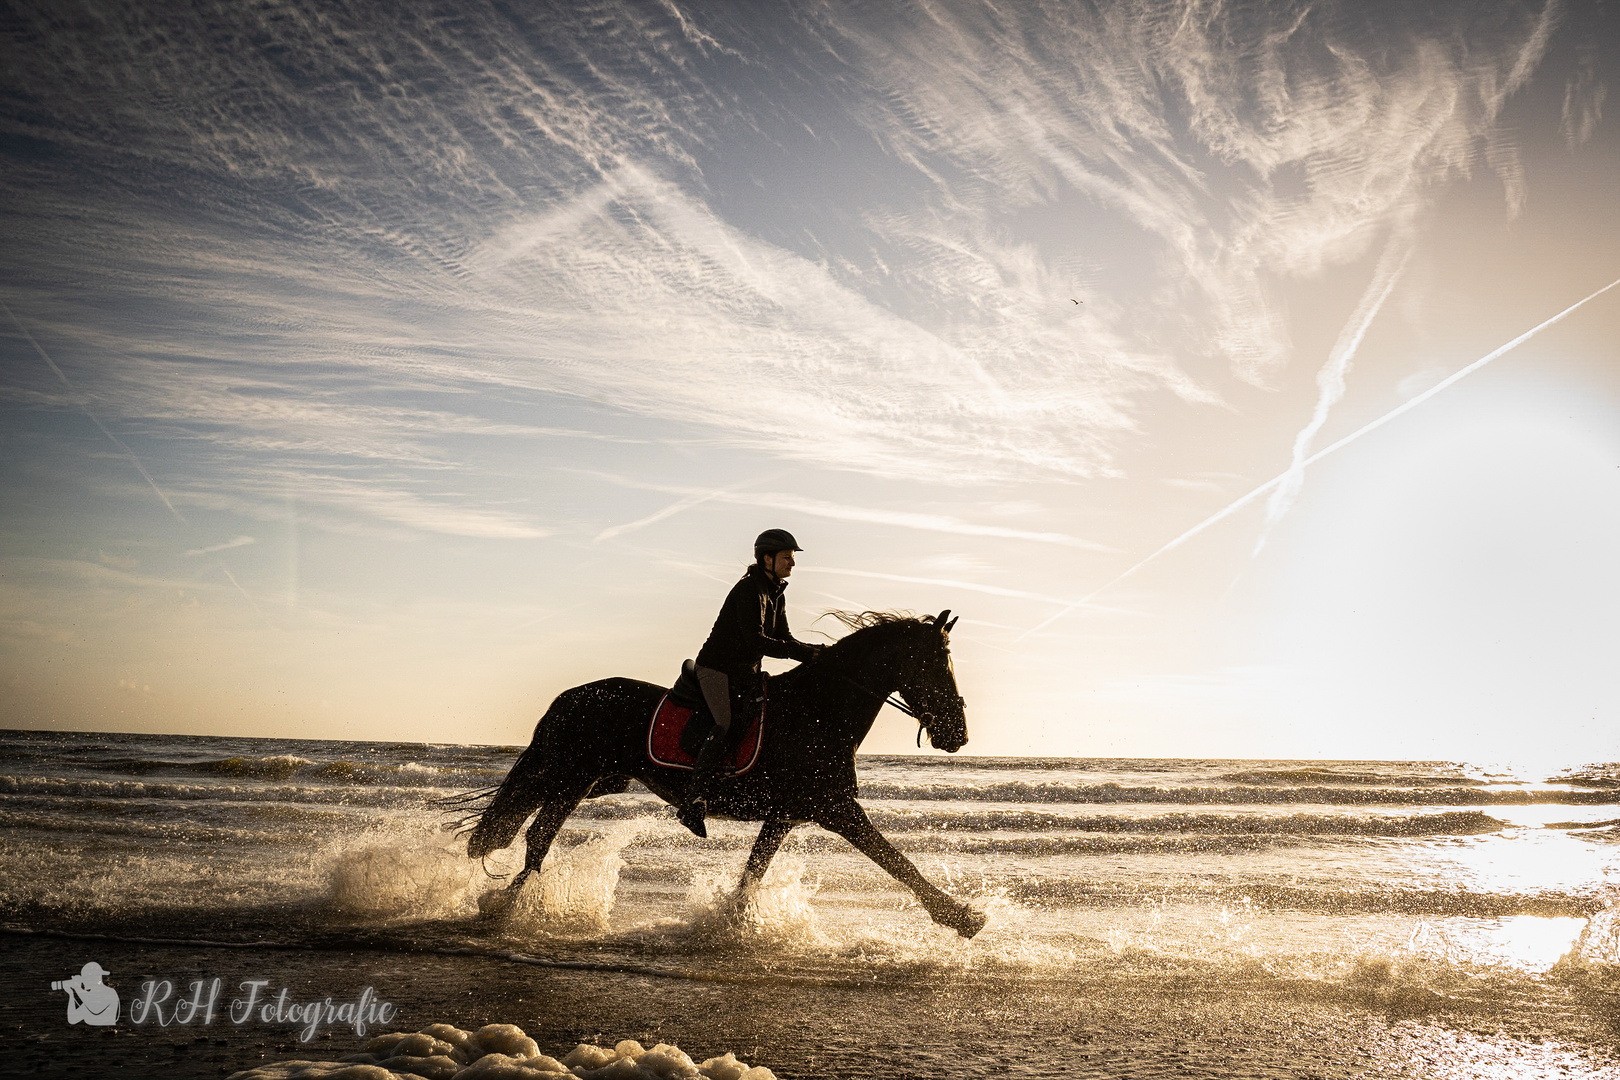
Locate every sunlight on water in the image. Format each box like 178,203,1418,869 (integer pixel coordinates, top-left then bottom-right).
1561,896,1620,969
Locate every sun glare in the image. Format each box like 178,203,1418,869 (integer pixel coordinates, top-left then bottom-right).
1263,380,1620,762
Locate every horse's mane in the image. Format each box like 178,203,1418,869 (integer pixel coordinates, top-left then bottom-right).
817,610,935,649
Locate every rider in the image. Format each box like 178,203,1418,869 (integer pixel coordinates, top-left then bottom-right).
677,528,824,837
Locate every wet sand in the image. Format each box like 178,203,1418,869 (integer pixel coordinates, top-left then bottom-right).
6,932,1620,1078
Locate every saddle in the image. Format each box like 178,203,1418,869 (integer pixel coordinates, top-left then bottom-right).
647,660,765,773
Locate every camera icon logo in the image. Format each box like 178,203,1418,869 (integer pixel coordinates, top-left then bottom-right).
52,961,119,1026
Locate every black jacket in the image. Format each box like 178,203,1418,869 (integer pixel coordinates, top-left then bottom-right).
696,564,817,678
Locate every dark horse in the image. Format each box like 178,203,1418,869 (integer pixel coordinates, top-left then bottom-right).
462,609,986,938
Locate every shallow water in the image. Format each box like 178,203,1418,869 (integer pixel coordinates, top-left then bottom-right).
5,730,1620,1076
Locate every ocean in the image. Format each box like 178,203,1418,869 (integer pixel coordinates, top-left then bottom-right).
3,729,1620,1078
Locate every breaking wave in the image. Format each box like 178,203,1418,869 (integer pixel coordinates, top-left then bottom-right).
856,781,1617,805
1003,881,1606,918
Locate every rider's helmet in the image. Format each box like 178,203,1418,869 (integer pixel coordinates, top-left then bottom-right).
754,529,802,558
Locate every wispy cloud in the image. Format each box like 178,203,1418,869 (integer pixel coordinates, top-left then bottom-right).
1255,231,1414,554
587,473,1111,551
815,0,1555,385
1017,273,1620,639
804,566,1144,617
2,298,186,523
184,536,256,558
0,0,1567,536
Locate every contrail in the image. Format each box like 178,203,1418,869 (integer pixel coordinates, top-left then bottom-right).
220,565,265,618
582,471,1113,551
595,472,792,542
0,298,186,523
596,489,731,542
1017,273,1620,641
185,535,256,557
804,565,1144,616
1255,235,1412,555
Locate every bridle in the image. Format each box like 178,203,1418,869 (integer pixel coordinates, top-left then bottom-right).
835,671,966,748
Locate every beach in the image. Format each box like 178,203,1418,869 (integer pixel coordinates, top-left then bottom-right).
4,730,1620,1077
8,934,1620,1078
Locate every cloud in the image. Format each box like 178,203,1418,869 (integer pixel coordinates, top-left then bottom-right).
1256,230,1414,553
813,0,1557,381
587,473,1111,550
1016,272,1620,639
0,0,1567,535
184,536,256,558
803,566,1144,617
1563,46,1608,149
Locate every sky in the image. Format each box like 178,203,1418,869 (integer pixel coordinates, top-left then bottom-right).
1,0,1617,764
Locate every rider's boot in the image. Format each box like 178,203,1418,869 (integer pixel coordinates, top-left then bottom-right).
677,730,729,839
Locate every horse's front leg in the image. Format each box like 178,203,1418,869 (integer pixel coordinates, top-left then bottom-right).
740,817,795,891
817,800,986,938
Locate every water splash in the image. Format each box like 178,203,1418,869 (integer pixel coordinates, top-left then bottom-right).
1555,892,1620,975
678,853,827,951
503,818,658,934
325,828,481,919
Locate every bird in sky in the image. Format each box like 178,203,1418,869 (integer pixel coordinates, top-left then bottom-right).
1070,298,1082,304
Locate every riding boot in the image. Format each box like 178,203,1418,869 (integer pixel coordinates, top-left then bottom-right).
677,729,730,839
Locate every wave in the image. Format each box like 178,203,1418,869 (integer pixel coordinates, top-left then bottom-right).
1551,764,1620,788
0,774,438,807
1003,881,1605,918
857,808,1508,836
856,781,1620,806
1211,767,1491,787
71,754,509,786
0,809,320,846
606,831,1333,859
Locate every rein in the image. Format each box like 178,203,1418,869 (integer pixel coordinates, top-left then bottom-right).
830,671,931,748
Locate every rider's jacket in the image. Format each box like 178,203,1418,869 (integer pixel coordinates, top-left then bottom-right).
696,563,817,678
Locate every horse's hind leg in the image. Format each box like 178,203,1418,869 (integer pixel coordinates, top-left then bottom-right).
818,800,986,938
477,774,596,916
467,744,552,859
739,818,795,891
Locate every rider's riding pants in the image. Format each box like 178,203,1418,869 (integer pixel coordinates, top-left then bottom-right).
694,665,731,733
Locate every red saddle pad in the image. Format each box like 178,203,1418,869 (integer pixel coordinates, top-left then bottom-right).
646,692,764,774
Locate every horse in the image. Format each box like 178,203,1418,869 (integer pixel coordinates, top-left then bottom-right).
459,609,986,938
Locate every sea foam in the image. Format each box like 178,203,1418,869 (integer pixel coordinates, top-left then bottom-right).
224,1024,775,1080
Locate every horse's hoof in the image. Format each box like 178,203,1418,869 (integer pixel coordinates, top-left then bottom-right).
478,888,516,919
953,906,987,939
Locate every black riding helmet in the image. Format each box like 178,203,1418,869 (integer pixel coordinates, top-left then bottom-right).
754,528,802,557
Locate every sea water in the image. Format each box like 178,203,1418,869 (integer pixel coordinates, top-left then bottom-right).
4,729,1620,1075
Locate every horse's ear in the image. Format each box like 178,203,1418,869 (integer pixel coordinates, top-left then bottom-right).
944,615,958,632
935,609,951,628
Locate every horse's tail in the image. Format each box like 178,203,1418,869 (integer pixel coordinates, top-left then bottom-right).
463,739,555,859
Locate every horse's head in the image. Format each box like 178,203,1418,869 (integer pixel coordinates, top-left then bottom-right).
820,607,970,752
903,609,968,753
